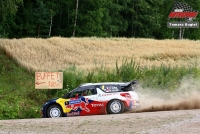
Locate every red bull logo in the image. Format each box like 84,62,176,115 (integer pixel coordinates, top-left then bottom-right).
67,111,80,116
66,98,90,112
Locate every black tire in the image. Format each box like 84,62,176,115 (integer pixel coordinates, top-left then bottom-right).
107,100,125,114
47,104,63,118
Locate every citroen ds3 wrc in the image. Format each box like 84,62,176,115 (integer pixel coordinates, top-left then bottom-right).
41,80,139,118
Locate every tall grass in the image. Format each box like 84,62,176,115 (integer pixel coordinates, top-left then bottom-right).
54,59,200,98
1,37,200,71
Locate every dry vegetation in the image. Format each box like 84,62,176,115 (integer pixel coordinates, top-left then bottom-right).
0,37,200,71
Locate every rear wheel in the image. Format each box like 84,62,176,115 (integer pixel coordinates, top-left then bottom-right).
47,104,63,118
107,100,124,114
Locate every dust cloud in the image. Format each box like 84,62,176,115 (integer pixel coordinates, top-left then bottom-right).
132,77,200,113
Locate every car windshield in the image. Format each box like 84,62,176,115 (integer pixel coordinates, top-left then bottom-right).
62,93,70,99
62,87,79,99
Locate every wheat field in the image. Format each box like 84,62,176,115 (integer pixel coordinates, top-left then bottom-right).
0,37,200,71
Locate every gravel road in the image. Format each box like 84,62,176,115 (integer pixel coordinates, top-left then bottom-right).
0,109,200,134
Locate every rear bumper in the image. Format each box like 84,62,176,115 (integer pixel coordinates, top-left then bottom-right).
132,102,140,109
131,101,140,109
123,100,139,110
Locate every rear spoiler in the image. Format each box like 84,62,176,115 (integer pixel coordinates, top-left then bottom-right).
121,80,138,91
124,80,138,87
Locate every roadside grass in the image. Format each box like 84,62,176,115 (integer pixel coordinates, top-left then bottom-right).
0,48,49,119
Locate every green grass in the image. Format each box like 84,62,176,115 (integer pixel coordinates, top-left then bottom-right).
0,48,48,119
61,60,200,91
1,47,200,119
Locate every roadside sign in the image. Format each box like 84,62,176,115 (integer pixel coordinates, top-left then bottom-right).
35,72,63,89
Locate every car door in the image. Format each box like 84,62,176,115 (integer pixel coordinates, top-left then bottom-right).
63,88,83,116
65,86,98,116
80,86,98,115
79,86,107,115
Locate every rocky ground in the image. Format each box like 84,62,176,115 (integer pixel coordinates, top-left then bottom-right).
0,109,200,134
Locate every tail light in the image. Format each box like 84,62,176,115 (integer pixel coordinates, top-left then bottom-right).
120,93,131,99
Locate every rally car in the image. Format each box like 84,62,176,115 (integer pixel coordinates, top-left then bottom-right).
41,80,139,118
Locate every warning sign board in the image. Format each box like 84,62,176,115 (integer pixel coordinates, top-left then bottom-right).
35,72,63,89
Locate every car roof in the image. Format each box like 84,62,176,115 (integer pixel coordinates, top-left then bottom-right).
80,82,130,87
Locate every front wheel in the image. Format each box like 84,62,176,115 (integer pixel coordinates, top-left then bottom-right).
47,104,63,118
107,100,124,114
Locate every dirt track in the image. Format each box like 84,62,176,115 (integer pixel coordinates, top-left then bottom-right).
0,109,200,134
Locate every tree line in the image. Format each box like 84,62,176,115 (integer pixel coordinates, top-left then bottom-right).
0,0,200,39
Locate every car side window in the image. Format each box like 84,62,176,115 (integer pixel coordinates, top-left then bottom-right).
69,86,97,98
81,88,97,96
99,85,121,93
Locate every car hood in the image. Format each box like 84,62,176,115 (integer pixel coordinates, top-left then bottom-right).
43,98,58,106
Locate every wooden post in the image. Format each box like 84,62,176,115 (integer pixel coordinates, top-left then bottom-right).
73,0,79,37
179,27,182,39
49,12,53,37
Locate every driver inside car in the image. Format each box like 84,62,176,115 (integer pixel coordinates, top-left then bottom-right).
82,90,87,96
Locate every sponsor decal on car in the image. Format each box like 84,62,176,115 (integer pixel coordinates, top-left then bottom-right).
91,103,104,107
102,85,104,90
101,93,119,96
67,111,80,116
101,85,120,92
69,99,81,105
111,86,120,92
105,87,111,92
66,97,91,112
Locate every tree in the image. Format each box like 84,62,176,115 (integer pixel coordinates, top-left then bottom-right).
34,0,50,37
1,0,200,39
74,0,108,37
45,0,59,37
107,0,129,37
72,0,79,37
0,0,23,38
127,0,164,38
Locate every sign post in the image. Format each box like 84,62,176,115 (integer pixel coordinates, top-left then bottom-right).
35,72,63,89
